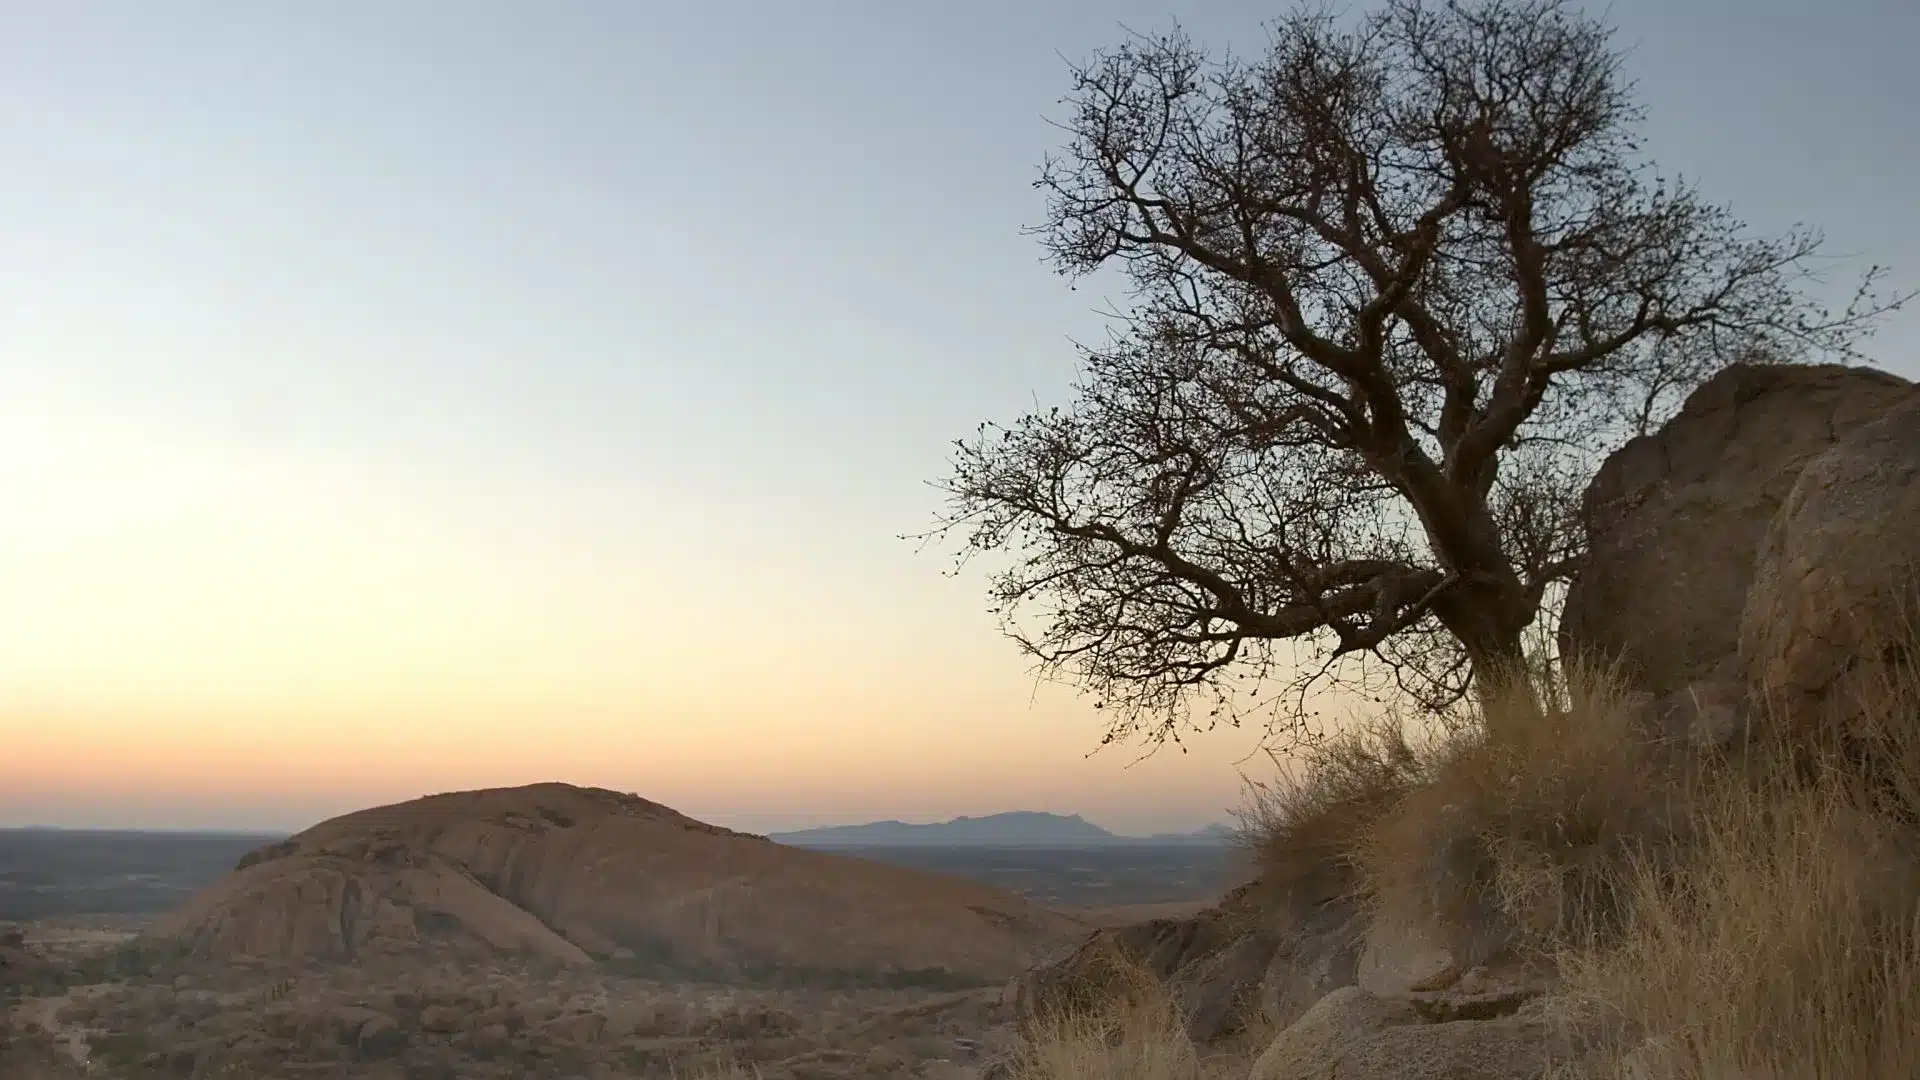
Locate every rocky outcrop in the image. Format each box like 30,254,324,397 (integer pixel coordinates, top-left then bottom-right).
147,783,1084,982
1247,986,1579,1080
1008,897,1256,1042
1007,884,1314,1044
1254,893,1367,1034
1740,396,1920,730
1009,881,1560,1056
1561,362,1920,698
1009,360,1920,1080
1006,882,1527,1047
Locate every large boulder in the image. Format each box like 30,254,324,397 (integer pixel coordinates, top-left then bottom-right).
1009,897,1258,1042
1740,396,1920,729
1256,899,1364,1035
147,783,1084,982
1562,362,1919,697
1009,883,1369,1045
1247,986,1578,1080
1354,914,1457,997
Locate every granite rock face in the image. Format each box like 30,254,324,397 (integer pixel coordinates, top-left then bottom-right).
1561,362,1919,697
148,783,1084,981
1740,395,1920,732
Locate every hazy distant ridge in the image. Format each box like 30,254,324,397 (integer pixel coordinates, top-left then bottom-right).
768,811,1235,848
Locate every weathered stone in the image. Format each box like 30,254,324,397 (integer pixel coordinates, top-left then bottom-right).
355,1013,408,1059
1741,396,1920,733
1011,889,1266,1042
1562,362,1919,696
1248,987,1572,1080
419,1005,464,1035
1256,903,1363,1033
1355,915,1455,997
1180,933,1278,1043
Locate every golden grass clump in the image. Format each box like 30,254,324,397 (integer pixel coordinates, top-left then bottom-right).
1009,957,1266,1080
1238,664,1696,963
1360,667,1697,966
1233,612,1920,1078
1235,713,1433,920
1558,643,1920,1080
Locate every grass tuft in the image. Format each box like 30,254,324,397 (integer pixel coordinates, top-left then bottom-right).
1009,962,1213,1080
1361,666,1696,966
1558,641,1920,1080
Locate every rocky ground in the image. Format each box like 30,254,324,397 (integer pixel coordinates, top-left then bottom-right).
2,916,1021,1080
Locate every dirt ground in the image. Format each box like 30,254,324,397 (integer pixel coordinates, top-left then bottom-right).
1,914,1029,1080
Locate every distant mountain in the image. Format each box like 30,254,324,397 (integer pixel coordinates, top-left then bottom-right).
1140,822,1240,846
767,812,1237,848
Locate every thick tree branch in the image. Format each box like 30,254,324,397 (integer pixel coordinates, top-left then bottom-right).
933,0,1908,748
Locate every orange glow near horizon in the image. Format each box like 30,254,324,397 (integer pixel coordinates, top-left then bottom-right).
0,407,1268,834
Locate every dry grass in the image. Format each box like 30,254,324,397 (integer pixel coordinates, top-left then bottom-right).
1231,615,1920,1079
1238,665,1695,963
1235,713,1434,921
1557,649,1920,1080
1010,1001,1200,1080
1361,667,1696,965
1009,959,1263,1080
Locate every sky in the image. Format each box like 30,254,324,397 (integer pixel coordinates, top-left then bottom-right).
0,1,1915,836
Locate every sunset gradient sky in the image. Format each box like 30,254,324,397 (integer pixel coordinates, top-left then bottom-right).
2,0,1916,834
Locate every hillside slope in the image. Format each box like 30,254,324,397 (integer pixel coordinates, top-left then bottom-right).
145,784,1087,982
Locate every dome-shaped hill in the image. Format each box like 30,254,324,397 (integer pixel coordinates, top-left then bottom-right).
146,783,1088,982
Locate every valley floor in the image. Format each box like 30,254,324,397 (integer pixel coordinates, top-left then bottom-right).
4,915,1020,1080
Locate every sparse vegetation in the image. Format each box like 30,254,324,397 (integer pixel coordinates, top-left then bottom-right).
1235,715,1428,920
1010,968,1207,1080
1361,667,1697,965
935,0,1905,746
1199,624,1920,1078
1551,646,1920,1079
1232,659,1695,963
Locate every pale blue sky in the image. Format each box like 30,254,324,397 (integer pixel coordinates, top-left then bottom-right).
0,1,1914,834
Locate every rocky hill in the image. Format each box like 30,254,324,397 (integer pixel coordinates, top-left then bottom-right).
143,783,1085,983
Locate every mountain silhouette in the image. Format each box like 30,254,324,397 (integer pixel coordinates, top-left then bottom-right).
768,811,1234,848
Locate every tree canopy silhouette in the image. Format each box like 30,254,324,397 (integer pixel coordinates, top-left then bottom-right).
934,0,1904,746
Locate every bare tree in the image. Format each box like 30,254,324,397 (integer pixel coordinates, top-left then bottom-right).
932,0,1905,746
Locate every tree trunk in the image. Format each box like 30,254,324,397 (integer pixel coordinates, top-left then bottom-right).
1434,580,1534,736
1465,630,1532,739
